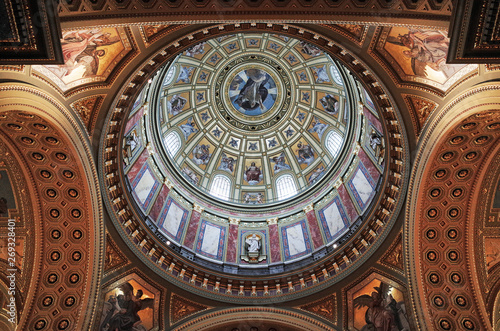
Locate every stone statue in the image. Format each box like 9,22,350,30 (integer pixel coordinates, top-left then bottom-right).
245,234,261,253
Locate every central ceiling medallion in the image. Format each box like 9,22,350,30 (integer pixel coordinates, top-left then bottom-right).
216,54,291,131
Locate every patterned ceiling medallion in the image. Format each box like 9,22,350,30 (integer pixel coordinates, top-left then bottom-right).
216,56,289,130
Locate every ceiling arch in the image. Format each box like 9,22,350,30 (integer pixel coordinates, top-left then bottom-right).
172,306,335,330
0,84,104,330
406,83,500,330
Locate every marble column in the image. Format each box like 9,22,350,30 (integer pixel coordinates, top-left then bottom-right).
183,203,203,250
304,203,324,250
126,148,149,183
226,218,239,263
149,178,173,221
267,217,281,263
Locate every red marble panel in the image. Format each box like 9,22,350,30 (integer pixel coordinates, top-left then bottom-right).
126,148,149,184
358,148,381,182
363,106,383,133
149,184,170,221
226,223,238,263
183,210,201,250
268,223,281,263
124,106,144,134
306,211,324,250
338,184,359,222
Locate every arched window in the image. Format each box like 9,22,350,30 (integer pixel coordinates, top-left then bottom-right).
330,64,344,86
325,130,343,158
276,174,298,201
210,175,231,201
164,131,181,158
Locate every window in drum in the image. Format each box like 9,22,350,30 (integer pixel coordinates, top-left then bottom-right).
276,174,298,201
164,131,181,158
210,175,231,201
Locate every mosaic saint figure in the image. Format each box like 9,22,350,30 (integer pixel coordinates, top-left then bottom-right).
386,29,458,78
296,142,315,165
167,94,187,116
218,153,236,173
353,282,410,331
100,282,153,331
234,69,269,111
45,29,119,80
244,162,263,185
309,117,329,140
192,144,211,165
270,153,291,174
320,94,339,115
179,117,197,140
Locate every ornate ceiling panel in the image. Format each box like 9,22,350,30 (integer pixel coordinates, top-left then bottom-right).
57,0,453,25
448,0,500,63
31,27,137,95
369,26,478,95
0,0,62,64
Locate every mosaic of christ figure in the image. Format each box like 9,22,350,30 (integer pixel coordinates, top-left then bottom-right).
229,68,277,116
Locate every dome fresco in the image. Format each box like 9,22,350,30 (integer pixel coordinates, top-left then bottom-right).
122,32,387,272
155,33,353,205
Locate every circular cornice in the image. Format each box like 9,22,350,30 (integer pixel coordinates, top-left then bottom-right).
99,23,409,303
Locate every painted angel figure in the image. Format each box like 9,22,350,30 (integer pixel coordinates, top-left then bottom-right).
300,41,322,57
308,166,325,185
312,65,330,83
218,153,236,173
179,117,197,140
184,42,206,57
100,282,154,331
167,94,187,116
353,282,410,331
309,117,329,140
296,142,315,165
270,153,291,174
320,94,339,115
192,144,211,165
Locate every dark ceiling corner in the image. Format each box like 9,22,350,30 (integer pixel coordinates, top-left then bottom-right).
448,0,500,63
0,0,63,64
